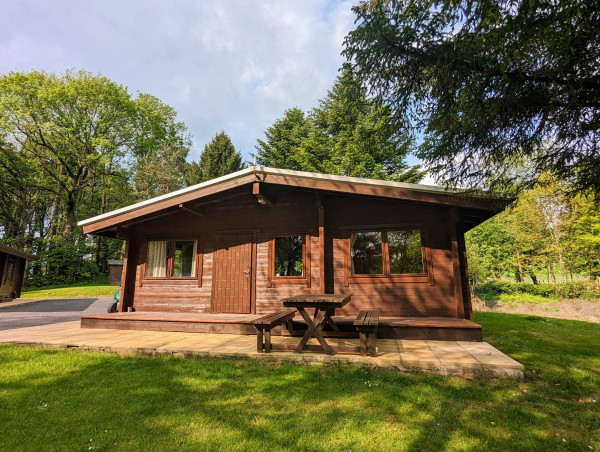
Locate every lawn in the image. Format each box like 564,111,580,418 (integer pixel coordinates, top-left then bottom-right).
0,312,598,451
20,277,119,299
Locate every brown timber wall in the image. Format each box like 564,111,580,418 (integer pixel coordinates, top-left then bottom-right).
129,188,463,318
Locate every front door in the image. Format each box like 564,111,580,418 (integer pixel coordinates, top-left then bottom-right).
212,233,253,313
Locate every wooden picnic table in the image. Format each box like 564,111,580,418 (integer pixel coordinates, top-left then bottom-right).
282,294,352,355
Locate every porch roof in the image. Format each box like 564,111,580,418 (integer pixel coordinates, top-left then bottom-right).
0,244,36,260
79,166,513,236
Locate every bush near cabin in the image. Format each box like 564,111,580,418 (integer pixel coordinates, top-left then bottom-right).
476,280,600,303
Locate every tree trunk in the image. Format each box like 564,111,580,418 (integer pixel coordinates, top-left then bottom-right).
549,259,557,284
558,251,567,283
61,194,76,247
516,250,524,282
16,208,33,250
529,272,538,285
47,194,61,238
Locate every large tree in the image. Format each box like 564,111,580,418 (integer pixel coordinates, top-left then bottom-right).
0,70,190,249
188,131,244,184
256,108,317,172
257,67,423,182
344,0,600,195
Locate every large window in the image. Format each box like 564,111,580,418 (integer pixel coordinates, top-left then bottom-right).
268,233,310,287
146,240,198,279
347,228,428,284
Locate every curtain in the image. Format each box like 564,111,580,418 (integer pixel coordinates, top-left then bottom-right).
190,240,197,277
147,241,167,277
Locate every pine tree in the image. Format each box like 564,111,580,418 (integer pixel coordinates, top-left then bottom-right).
188,131,244,184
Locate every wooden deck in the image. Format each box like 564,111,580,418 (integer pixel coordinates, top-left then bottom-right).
81,312,483,341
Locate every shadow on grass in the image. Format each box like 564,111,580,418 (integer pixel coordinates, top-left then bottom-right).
0,312,598,451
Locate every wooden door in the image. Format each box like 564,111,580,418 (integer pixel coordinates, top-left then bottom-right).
212,233,253,313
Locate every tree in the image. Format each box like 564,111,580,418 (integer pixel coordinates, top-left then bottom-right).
257,68,423,182
132,94,191,199
188,131,244,184
344,0,600,195
310,66,420,181
256,108,316,171
0,71,138,245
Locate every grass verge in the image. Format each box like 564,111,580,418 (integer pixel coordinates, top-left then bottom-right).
20,277,119,299
0,312,598,450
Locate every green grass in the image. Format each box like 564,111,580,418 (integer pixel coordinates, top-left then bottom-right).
0,313,599,451
21,278,119,299
497,293,559,305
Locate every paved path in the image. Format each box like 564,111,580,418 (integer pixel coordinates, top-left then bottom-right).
0,298,113,330
0,320,525,380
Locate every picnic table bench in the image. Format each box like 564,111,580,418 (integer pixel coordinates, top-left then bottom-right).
252,309,296,353
354,311,379,357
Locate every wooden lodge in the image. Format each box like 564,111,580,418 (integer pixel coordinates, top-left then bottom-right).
0,244,36,302
79,167,510,341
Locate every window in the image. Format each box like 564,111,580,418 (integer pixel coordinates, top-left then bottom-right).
347,228,428,284
145,240,198,279
387,230,423,274
268,234,310,287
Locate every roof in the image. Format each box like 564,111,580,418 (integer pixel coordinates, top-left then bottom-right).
79,166,512,235
0,244,37,260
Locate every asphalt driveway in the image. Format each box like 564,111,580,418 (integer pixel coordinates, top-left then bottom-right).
0,298,113,330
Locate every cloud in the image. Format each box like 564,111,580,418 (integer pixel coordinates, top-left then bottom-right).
0,0,356,161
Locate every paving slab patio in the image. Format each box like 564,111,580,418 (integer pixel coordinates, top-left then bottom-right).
0,321,524,379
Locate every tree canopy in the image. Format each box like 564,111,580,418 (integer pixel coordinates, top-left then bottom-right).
0,70,191,282
187,131,244,184
257,67,423,182
344,0,600,195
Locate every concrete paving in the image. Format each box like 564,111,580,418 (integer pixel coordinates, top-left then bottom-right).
0,320,524,380
0,298,113,330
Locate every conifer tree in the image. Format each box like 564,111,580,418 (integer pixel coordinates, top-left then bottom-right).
189,131,244,184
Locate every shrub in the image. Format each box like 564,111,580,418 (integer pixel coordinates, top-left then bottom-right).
475,279,600,301
25,238,100,288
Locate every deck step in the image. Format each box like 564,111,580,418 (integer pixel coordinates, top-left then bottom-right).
81,312,482,341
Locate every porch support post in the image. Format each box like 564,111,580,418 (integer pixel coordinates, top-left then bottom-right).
456,219,474,320
449,208,466,319
118,233,139,313
316,193,326,294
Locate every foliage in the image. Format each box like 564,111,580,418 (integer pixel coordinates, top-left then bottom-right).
257,67,424,182
344,0,600,196
187,131,244,185
23,238,99,287
1,312,599,450
0,70,191,282
467,178,600,284
132,94,192,199
475,279,600,302
256,108,316,172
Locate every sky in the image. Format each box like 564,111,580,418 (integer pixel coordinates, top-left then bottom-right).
0,0,358,163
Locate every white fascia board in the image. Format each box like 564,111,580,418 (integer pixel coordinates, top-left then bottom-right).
78,167,256,226
78,166,459,227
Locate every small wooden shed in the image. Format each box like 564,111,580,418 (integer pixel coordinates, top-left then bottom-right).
0,244,36,301
78,167,510,340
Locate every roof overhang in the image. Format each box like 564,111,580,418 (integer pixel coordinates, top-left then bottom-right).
0,244,37,260
79,166,513,236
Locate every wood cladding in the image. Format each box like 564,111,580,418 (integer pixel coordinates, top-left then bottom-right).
212,233,253,313
128,187,473,319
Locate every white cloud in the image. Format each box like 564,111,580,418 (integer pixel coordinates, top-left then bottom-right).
0,0,356,161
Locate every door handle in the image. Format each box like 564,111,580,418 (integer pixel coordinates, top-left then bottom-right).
243,269,250,276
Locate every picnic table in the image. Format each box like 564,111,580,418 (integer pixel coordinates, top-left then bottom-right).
282,294,352,355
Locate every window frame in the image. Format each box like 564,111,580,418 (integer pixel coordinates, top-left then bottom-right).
267,232,311,288
141,237,203,285
343,225,433,286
